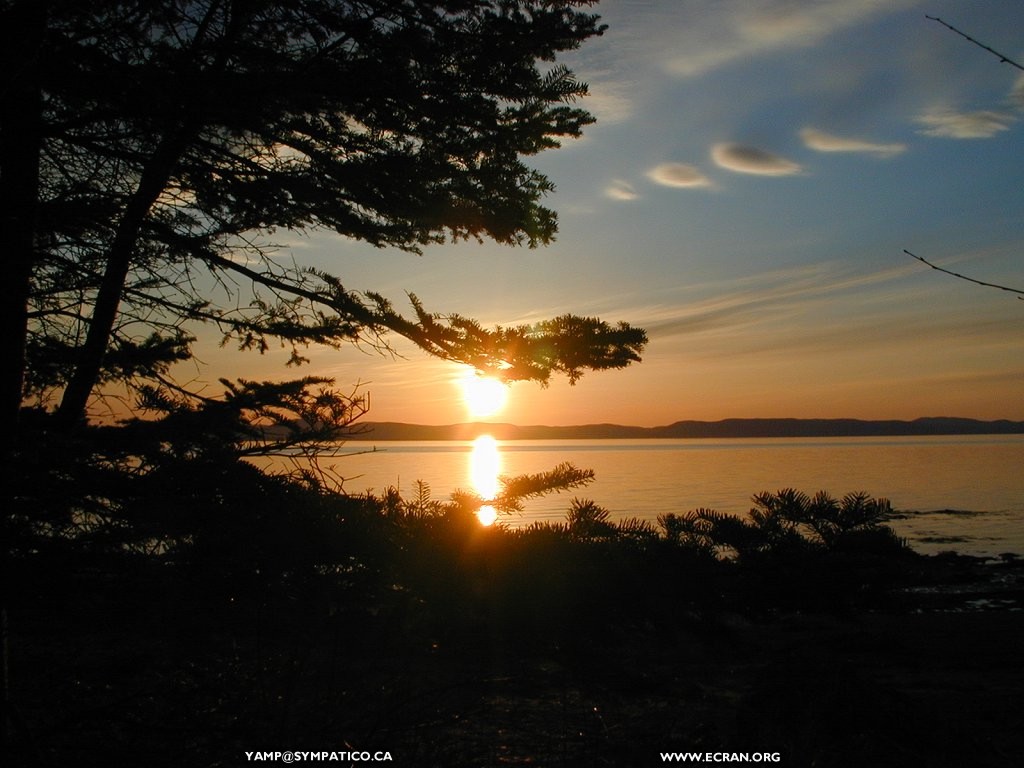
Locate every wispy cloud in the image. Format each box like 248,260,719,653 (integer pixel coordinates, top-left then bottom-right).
634,265,850,337
1011,73,1024,109
605,180,639,201
629,261,1020,369
912,60,1024,139
646,163,711,188
732,313,1020,362
800,127,906,157
917,367,1024,389
581,73,637,125
711,143,802,176
915,108,1016,139
660,0,921,78
631,262,925,341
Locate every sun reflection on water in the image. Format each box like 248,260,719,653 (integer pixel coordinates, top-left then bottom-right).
470,435,501,526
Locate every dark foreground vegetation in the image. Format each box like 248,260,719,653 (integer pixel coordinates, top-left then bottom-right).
7,432,1024,768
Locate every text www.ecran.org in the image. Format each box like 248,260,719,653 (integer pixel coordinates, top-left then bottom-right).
661,753,782,763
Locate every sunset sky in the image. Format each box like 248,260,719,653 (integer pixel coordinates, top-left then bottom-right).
196,0,1024,427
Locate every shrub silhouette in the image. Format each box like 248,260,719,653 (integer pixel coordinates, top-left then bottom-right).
666,489,907,562
565,498,617,541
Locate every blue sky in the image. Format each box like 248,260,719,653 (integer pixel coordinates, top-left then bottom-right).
200,0,1024,426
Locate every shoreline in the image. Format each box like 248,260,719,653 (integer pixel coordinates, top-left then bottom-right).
342,417,1024,442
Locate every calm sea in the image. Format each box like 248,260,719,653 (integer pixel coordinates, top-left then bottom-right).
321,435,1024,557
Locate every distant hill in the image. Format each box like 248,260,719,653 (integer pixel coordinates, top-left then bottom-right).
348,417,1024,441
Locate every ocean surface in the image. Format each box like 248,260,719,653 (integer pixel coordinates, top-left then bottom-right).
316,435,1024,557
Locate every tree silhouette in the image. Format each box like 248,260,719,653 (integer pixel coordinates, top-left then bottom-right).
1,0,646,434
1,4,649,734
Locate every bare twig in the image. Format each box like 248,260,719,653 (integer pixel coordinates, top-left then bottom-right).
903,250,1024,299
926,15,1024,71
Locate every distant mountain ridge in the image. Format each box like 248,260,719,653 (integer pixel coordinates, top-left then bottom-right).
348,417,1024,441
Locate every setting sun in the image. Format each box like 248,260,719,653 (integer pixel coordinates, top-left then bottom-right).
460,371,508,418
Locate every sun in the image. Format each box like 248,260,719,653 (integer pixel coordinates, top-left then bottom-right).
460,371,508,418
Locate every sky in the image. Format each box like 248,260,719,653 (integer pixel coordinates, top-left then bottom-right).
196,0,1024,427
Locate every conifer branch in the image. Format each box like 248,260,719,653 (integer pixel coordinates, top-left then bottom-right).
925,15,1024,71
903,250,1024,299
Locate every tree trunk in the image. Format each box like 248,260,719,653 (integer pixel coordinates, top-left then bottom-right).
54,132,190,428
0,0,45,430
0,0,47,750
53,0,234,428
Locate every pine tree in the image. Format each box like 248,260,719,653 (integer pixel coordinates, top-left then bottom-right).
1,0,646,432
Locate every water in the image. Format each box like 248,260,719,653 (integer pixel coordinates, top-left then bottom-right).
319,435,1024,557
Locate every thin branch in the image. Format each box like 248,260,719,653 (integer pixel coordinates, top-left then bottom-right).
147,370,223,406
903,250,1024,299
926,15,1024,72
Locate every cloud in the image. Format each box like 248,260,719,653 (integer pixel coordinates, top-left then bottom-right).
659,0,921,78
582,75,636,125
915,109,1016,139
646,163,711,188
800,127,906,157
711,143,802,176
1011,73,1024,109
633,262,1022,363
911,63,1024,140
634,263,863,339
605,180,639,201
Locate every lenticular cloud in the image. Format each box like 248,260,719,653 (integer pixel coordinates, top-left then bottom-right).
711,143,801,176
646,163,711,188
800,127,905,157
